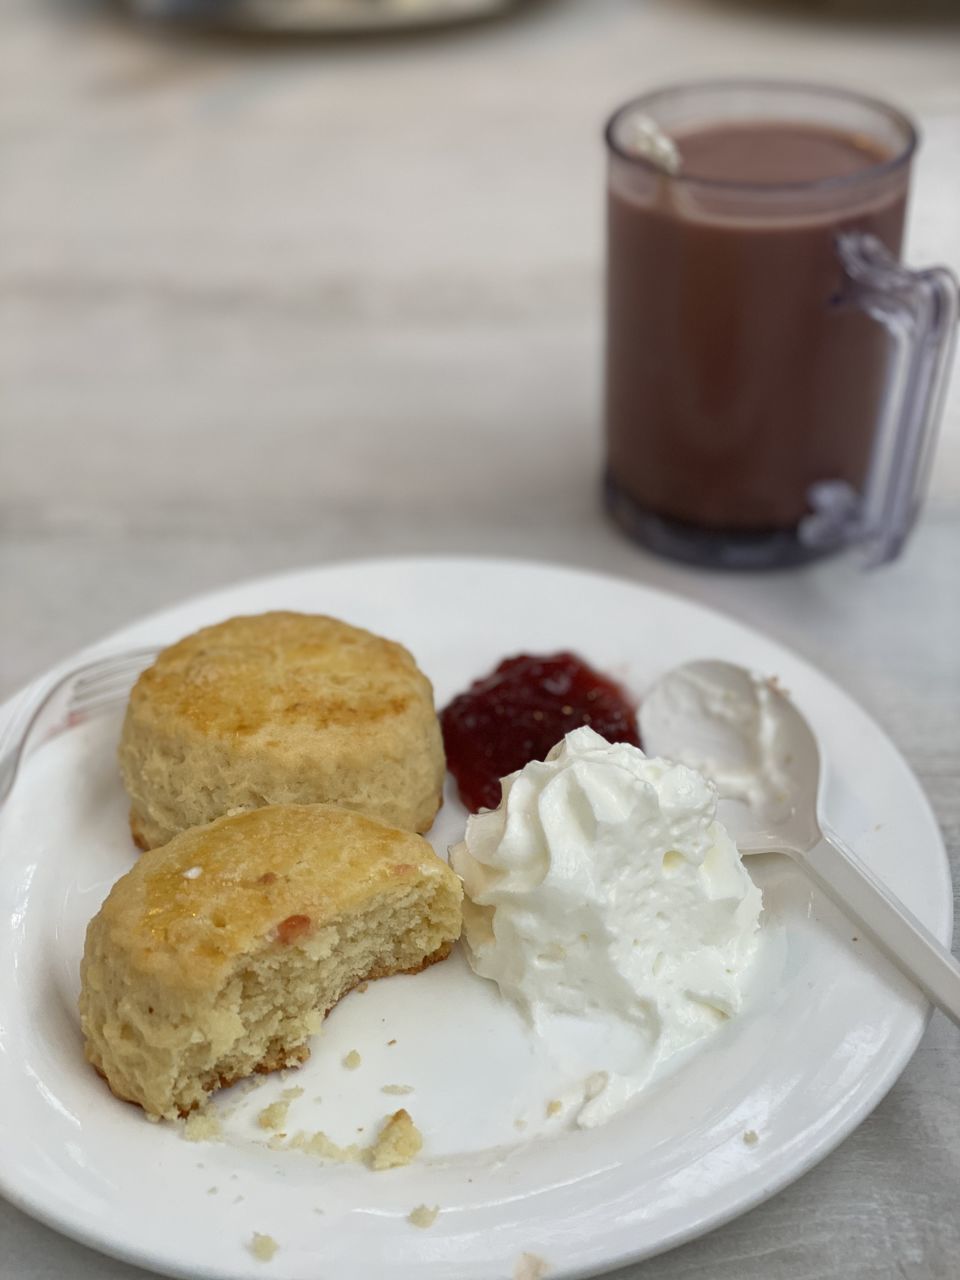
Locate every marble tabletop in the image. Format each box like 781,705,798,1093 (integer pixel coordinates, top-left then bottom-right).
3,0,959,1276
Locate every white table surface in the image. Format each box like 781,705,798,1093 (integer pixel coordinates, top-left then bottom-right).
3,0,959,1276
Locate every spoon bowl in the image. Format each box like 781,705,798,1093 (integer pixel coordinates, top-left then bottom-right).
641,659,960,1027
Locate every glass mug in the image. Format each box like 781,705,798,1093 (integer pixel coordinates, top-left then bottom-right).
603,81,958,570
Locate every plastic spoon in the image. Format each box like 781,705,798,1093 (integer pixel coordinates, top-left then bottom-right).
640,659,960,1027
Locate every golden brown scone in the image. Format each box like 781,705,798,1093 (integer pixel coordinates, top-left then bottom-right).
79,804,463,1120
119,612,445,849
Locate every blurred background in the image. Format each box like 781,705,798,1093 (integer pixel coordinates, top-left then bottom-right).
3,0,959,701
2,1,958,670
2,3,960,1276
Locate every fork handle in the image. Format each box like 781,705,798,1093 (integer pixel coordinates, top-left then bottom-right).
783,825,960,1028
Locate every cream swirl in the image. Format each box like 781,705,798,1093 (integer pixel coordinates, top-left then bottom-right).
450,726,762,1126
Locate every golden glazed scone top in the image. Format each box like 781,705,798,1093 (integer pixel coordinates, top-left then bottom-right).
96,804,456,988
132,612,422,742
120,611,447,844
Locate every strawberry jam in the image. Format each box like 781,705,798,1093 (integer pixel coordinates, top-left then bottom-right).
441,652,641,812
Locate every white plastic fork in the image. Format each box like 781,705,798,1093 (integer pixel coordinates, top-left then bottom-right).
0,648,160,808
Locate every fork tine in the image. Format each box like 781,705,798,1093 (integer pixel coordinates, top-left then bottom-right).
72,649,158,693
72,665,152,700
70,680,145,713
0,646,160,809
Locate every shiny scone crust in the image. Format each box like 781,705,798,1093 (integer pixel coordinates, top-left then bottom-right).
119,611,446,849
79,804,463,1120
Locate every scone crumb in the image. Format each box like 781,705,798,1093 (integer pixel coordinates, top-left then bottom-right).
408,1204,440,1229
207,1186,219,1195
387,1038,397,1046
257,1101,291,1132
182,1111,222,1143
288,1130,364,1163
381,1084,414,1096
357,982,369,994
545,1099,562,1117
514,1118,527,1131
515,1252,550,1280
343,1050,362,1070
367,1109,423,1171
743,1129,759,1146
281,1086,304,1100
249,1233,279,1262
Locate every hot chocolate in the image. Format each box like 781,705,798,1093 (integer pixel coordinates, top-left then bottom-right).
605,114,910,566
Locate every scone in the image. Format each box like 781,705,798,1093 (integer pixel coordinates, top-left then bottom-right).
79,803,463,1120
119,612,445,849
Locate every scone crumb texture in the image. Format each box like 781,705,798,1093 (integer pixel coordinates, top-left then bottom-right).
546,1099,562,1117
286,1130,364,1163
381,1084,414,1095
408,1204,440,1229
249,1233,279,1262
368,1109,422,1170
257,1101,290,1132
182,1111,222,1143
743,1129,759,1146
343,1050,362,1070
515,1253,550,1280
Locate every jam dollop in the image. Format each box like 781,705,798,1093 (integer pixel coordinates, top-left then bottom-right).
441,652,641,812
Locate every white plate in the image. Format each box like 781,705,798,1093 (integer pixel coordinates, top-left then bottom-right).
0,556,951,1280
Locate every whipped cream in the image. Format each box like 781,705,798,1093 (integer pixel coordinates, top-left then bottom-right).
450,726,761,1126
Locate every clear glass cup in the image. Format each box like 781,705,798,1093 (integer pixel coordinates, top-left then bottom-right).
603,81,958,570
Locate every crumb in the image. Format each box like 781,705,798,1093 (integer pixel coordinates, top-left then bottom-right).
288,1130,364,1163
207,1186,219,1195
852,936,859,942
248,1233,278,1263
545,1100,562,1118
367,1110,423,1171
267,1133,287,1150
381,1084,414,1096
515,1253,550,1280
257,1101,290,1132
356,982,369,994
743,1130,759,1146
182,1111,222,1143
408,1204,440,1229
343,1050,362,1070
514,1119,527,1131
387,1039,397,1046
281,1086,304,1100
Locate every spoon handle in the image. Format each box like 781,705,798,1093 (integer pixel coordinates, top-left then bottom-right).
794,823,960,1027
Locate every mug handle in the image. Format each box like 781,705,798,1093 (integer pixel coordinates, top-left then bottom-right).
800,233,959,566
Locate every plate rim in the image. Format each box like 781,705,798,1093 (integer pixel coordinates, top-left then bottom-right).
0,553,952,1280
